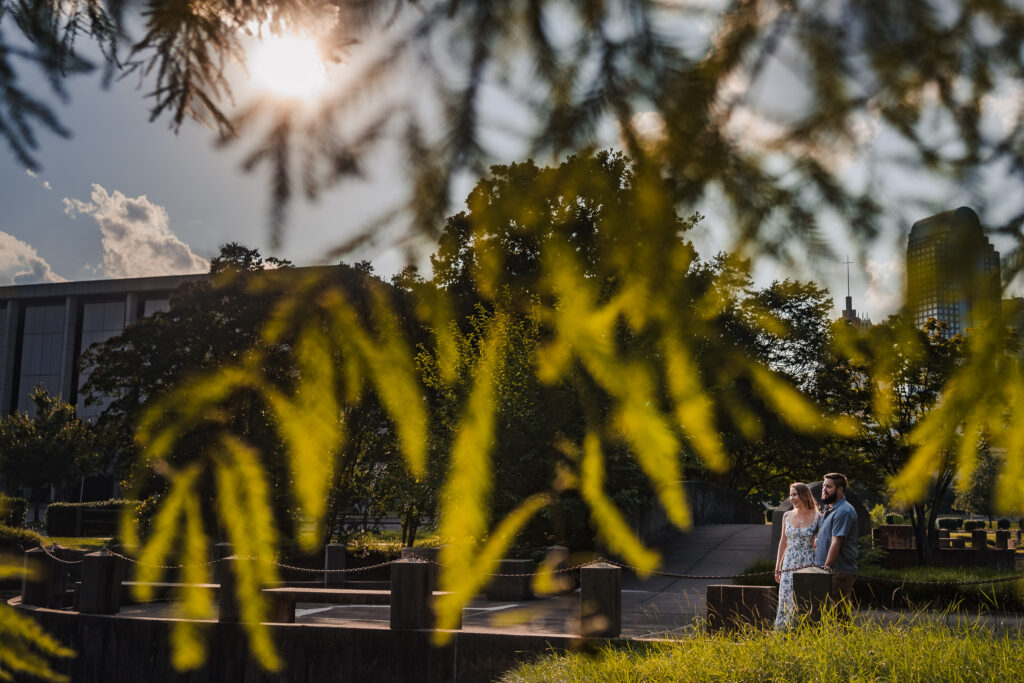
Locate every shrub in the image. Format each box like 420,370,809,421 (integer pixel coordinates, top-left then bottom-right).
133,496,161,540
963,520,985,532
733,559,777,587
45,499,137,537
937,517,962,531
0,495,27,528
0,524,42,551
854,566,1024,612
997,518,1011,530
869,504,886,528
884,513,905,525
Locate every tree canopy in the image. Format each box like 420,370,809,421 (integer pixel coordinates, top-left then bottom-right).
0,386,100,493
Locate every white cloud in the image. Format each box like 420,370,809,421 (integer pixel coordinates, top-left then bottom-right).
25,169,36,178
63,184,208,278
42,181,52,191
865,255,904,317
0,232,66,285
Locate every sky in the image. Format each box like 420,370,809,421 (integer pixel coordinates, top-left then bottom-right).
2,8,1022,323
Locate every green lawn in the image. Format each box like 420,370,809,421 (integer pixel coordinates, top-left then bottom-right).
43,537,113,551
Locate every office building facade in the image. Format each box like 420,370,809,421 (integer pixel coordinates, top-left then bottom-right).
0,274,205,418
906,206,1002,335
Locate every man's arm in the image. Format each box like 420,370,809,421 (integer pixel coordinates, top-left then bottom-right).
824,535,843,569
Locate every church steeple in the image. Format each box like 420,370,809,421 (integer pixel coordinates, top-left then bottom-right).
841,256,857,320
840,256,871,330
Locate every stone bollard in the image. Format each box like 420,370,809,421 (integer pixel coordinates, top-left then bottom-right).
792,567,831,622
218,555,244,623
995,530,1010,550
938,529,950,539
580,562,621,638
390,559,446,629
324,543,347,587
544,545,576,593
212,542,233,585
401,546,441,593
951,537,966,548
971,529,988,550
80,550,121,615
485,559,536,601
22,547,63,608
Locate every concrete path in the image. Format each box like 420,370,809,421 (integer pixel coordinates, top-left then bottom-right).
620,523,773,638
293,524,775,638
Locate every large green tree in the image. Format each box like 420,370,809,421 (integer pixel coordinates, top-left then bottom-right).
0,386,101,495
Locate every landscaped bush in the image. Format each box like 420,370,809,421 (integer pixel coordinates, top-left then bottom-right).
133,496,161,539
997,518,1011,530
854,566,1024,612
963,520,986,532
884,513,905,525
501,618,1024,682
732,559,776,587
869,504,886,528
937,517,962,531
0,495,27,528
0,524,42,552
45,499,137,537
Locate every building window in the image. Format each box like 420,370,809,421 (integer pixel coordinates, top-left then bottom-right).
77,300,127,419
17,303,66,413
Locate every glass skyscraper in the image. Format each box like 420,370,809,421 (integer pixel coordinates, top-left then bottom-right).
906,207,1001,336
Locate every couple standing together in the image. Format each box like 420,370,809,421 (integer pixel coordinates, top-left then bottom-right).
773,473,859,630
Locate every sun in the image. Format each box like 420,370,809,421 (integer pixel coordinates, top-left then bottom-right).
250,33,328,99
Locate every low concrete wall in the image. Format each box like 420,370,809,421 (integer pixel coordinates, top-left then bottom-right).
633,481,763,543
15,601,580,683
705,585,777,631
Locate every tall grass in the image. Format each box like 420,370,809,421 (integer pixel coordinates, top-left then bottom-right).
502,616,1024,682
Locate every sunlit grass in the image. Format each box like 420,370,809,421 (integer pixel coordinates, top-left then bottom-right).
501,617,1024,682
42,538,111,552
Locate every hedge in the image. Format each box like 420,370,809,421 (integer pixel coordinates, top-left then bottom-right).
0,496,27,528
45,499,138,537
936,517,962,531
963,520,986,532
0,524,42,551
997,518,1011,530
884,513,905,525
855,566,1024,612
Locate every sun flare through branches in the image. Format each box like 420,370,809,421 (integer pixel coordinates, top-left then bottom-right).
249,31,328,100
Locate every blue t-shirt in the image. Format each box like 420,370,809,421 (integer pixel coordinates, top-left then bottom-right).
814,497,858,573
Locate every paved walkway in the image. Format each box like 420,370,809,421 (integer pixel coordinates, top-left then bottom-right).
292,524,774,637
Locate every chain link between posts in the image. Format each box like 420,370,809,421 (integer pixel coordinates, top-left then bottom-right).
32,544,1024,586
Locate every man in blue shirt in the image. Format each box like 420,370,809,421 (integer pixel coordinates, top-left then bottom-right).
814,473,858,610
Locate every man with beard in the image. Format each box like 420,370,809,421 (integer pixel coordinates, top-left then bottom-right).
815,473,858,612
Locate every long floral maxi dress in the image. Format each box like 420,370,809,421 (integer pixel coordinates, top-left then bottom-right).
774,513,818,630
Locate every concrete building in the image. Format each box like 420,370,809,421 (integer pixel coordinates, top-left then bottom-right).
906,207,1001,336
0,274,205,418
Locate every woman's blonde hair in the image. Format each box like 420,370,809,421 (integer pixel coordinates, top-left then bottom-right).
790,482,815,511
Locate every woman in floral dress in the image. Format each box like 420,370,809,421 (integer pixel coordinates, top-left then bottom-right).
774,482,819,630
